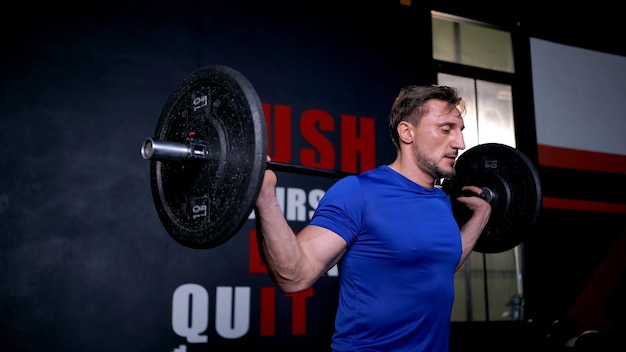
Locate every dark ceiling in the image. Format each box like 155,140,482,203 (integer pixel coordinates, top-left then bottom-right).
526,9,623,57
2,1,623,58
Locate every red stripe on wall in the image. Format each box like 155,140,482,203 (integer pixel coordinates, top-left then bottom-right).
538,144,626,174
542,197,626,214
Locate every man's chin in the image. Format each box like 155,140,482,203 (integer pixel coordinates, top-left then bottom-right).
436,168,455,180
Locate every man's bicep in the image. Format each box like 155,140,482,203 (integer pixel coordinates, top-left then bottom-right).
298,225,347,277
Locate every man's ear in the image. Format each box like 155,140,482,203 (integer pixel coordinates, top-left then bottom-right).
397,121,414,144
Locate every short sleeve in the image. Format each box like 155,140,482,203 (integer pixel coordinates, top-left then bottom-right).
309,175,363,245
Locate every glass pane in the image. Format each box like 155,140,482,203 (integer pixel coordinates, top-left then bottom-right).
432,12,515,73
486,247,524,321
476,80,516,147
437,73,478,154
454,249,524,322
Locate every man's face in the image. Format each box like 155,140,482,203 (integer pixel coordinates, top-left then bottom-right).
411,99,466,180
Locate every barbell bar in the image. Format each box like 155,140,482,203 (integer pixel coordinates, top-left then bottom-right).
141,137,495,202
141,137,353,179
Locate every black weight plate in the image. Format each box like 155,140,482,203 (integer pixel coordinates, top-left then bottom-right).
150,65,267,248
448,143,542,253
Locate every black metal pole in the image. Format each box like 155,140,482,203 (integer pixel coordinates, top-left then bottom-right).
268,161,353,179
141,138,354,179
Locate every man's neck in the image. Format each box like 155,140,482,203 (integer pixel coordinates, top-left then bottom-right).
387,158,435,190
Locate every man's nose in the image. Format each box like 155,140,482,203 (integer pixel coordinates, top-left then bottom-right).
453,131,466,150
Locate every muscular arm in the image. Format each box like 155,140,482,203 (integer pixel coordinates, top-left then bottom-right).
454,185,492,271
254,168,347,293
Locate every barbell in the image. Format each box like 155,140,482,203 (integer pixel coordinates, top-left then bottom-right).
140,64,542,253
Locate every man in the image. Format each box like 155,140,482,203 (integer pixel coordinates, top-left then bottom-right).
254,85,491,351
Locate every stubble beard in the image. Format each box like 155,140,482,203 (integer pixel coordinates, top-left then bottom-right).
416,150,456,180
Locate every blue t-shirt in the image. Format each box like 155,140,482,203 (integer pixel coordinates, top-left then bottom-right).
309,165,462,352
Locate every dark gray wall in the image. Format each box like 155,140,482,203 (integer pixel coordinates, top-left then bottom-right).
0,1,420,351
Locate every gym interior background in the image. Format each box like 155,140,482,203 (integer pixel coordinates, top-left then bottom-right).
1,1,624,351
